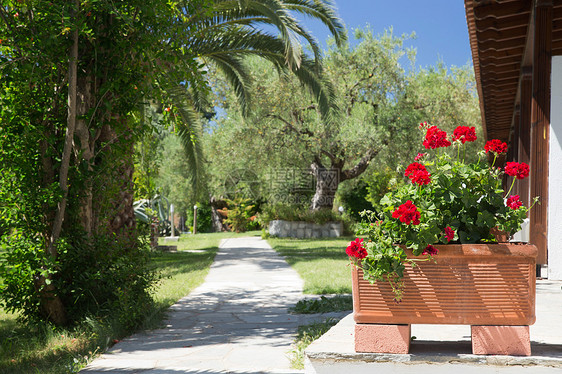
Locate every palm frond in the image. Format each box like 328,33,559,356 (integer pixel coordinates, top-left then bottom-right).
163,84,205,191
204,54,252,114
283,0,347,46
157,0,346,186
194,0,304,69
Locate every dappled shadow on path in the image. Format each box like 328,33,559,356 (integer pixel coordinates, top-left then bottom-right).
109,287,304,353
81,238,312,373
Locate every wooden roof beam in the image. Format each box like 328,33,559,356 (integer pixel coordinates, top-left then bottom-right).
481,69,521,80
479,37,527,52
475,25,528,41
474,1,533,21
475,13,531,31
479,58,521,68
482,82,519,89
478,47,525,59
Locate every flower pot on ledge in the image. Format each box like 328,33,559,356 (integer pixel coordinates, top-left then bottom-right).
352,243,537,356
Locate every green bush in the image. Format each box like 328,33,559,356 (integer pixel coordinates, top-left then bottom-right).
223,198,260,233
337,180,375,221
0,231,158,329
257,203,342,226
186,201,213,233
0,233,45,323
60,234,157,330
364,169,405,214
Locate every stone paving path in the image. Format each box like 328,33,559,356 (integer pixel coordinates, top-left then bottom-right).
81,236,340,374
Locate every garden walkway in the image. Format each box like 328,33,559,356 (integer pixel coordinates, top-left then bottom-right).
81,236,341,374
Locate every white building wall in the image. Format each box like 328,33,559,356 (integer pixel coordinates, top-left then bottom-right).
548,55,562,280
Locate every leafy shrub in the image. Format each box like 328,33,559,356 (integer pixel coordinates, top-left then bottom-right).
0,231,158,329
336,180,375,221
186,201,213,233
0,233,45,323
364,168,405,215
59,233,158,330
257,203,342,226
222,198,259,232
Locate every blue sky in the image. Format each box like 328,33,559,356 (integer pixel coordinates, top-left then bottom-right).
304,1,473,69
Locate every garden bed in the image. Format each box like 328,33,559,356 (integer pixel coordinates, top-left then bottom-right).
268,220,343,238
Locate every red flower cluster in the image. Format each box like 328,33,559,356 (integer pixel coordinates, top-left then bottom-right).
444,226,455,242
484,139,507,154
506,195,523,210
346,238,367,260
404,162,431,185
422,244,438,256
392,200,421,225
414,152,427,161
504,162,530,179
452,126,477,144
423,126,451,149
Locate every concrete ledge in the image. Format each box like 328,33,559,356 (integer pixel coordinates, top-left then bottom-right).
305,314,562,374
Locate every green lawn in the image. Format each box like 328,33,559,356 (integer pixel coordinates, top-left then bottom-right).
0,231,260,374
0,231,350,372
267,236,355,295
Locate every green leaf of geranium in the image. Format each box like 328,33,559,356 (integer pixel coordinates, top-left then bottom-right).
380,194,392,206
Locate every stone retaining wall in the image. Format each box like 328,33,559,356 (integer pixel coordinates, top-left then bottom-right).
268,220,343,238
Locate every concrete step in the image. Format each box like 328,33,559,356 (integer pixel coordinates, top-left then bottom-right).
305,313,562,373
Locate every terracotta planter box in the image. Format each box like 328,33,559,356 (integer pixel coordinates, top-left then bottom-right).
352,243,537,355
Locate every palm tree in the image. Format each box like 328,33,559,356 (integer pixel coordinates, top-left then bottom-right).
73,0,346,240
0,0,345,325
159,0,347,188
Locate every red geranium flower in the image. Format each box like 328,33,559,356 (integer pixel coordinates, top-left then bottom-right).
404,162,431,185
484,139,507,154
422,244,438,256
414,152,427,161
423,126,451,149
392,200,421,225
506,195,523,210
504,162,530,179
452,126,477,144
346,238,367,260
443,226,455,242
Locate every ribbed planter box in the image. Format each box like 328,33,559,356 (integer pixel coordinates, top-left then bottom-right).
352,243,537,355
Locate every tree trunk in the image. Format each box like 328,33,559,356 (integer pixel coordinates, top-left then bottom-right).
210,197,229,232
310,148,378,211
36,0,82,326
33,275,67,326
74,75,96,237
311,161,340,210
94,122,137,243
